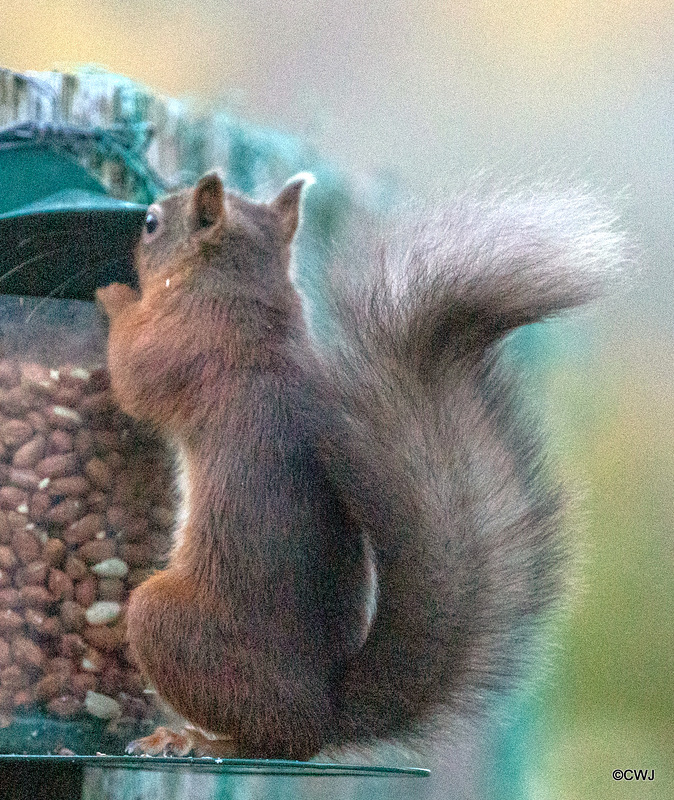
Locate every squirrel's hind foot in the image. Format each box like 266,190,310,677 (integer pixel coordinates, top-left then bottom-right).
126,725,236,758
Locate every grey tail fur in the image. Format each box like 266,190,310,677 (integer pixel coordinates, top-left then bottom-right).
317,187,625,747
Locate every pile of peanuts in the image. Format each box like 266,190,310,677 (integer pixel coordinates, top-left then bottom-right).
0,358,174,730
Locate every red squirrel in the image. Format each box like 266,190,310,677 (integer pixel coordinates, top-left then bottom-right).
96,172,623,760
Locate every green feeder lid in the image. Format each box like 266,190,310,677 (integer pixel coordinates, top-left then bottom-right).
0,188,146,218
0,140,148,302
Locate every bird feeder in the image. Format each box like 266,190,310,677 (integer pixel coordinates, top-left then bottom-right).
0,70,430,800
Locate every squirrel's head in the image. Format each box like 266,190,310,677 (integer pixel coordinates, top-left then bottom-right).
134,171,312,309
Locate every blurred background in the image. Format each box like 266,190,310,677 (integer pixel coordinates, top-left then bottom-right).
2,1,673,798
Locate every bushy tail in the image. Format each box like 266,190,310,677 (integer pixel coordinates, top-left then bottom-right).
318,187,626,748
325,186,626,377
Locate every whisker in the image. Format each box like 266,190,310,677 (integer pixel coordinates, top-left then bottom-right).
23,264,94,323
16,229,73,250
0,244,78,286
22,252,131,323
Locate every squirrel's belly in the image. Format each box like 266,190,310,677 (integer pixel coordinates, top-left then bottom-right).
169,440,191,552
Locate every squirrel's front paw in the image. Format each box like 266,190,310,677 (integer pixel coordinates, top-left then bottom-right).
96,283,139,320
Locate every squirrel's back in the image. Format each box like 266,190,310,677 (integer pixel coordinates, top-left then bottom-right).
100,173,626,760
317,186,625,747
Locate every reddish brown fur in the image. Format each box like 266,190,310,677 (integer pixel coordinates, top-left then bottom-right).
97,174,622,760
98,175,371,759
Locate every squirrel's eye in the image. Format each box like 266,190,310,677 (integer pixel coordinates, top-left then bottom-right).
145,212,159,235
142,205,163,242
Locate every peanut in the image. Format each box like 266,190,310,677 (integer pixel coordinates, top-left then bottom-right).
0,358,173,733
12,436,47,469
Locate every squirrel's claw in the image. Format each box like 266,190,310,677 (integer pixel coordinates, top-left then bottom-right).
126,725,236,758
126,726,193,757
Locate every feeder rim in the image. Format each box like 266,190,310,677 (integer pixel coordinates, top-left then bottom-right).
0,188,147,221
0,753,430,777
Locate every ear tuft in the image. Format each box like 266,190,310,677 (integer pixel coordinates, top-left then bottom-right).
270,173,315,244
192,171,225,230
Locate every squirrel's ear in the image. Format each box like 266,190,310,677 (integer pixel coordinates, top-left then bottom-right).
192,171,226,231
270,173,315,244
